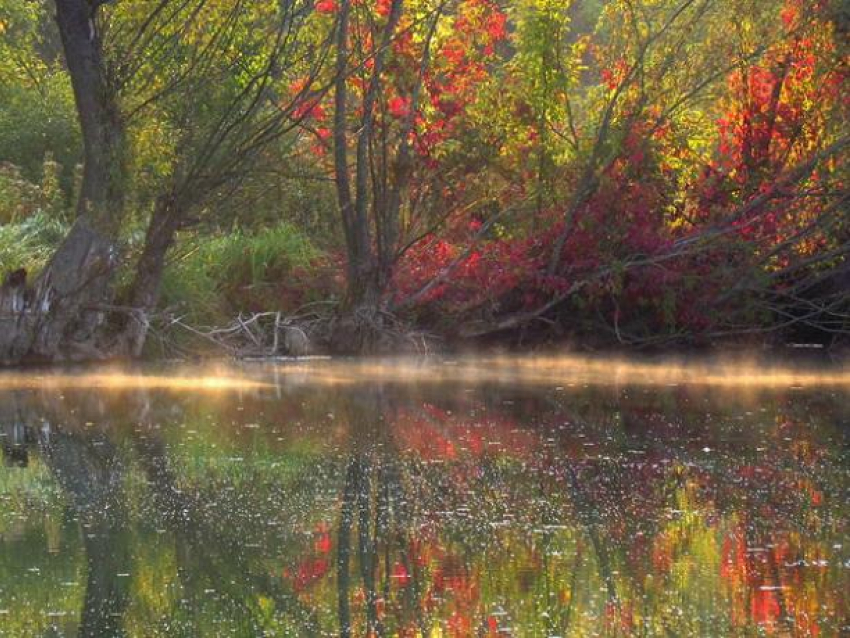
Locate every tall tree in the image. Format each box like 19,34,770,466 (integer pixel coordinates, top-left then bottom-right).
322,0,507,350
0,0,127,364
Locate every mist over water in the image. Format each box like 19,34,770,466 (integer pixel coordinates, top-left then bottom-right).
1,356,848,636
1,353,847,391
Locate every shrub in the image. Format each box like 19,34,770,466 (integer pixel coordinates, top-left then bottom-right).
0,156,68,224
159,222,339,326
0,71,81,195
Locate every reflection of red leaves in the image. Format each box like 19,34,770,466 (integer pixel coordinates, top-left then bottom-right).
604,601,635,633
447,611,472,635
392,561,411,586
392,404,538,463
651,542,672,573
721,530,747,581
435,559,481,636
315,0,336,13
287,558,329,592
751,588,781,625
285,521,334,591
314,530,332,554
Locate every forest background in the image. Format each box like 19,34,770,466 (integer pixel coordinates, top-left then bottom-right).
0,0,847,362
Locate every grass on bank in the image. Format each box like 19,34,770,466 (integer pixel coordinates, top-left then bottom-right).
0,211,68,277
158,222,338,328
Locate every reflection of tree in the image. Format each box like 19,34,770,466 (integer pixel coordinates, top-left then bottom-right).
327,388,607,637
335,387,387,637
0,392,131,637
328,383,848,636
331,385,437,637
562,461,618,605
1,400,33,467
130,425,323,635
38,424,131,638
1,389,325,636
336,457,359,637
337,448,442,637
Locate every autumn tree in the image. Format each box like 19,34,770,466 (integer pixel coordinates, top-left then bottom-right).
0,0,129,364
306,0,509,350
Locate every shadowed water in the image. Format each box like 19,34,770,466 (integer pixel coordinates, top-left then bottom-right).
0,357,848,637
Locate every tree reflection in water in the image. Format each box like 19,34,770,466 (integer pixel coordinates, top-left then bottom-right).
2,393,131,637
42,424,131,637
0,370,847,636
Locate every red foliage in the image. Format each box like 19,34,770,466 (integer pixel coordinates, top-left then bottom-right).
387,95,411,119
315,0,337,14
389,1,844,340
293,0,842,342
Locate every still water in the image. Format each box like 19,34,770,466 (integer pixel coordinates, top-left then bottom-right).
0,356,848,637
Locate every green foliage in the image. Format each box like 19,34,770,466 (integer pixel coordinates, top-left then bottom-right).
0,67,81,195
223,155,340,241
0,163,41,224
0,0,45,81
0,155,66,224
159,222,335,326
0,210,68,275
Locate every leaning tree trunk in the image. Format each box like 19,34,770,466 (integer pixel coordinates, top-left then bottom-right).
0,0,127,365
119,195,182,356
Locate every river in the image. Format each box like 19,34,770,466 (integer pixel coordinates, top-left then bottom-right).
0,355,848,636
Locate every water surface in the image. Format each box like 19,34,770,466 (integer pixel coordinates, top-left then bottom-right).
1,356,848,636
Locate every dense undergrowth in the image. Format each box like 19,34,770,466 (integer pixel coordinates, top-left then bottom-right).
157,223,339,328
0,204,339,337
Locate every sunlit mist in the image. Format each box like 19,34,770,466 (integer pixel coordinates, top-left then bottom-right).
273,354,850,389
0,355,847,393
0,371,269,392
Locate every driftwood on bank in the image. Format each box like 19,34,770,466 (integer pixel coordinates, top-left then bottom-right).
160,311,316,358
139,306,436,359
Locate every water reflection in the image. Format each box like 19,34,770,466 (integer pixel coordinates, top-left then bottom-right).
0,361,847,636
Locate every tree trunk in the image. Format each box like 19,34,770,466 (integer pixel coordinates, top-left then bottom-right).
121,196,182,356
0,0,127,365
327,0,407,353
